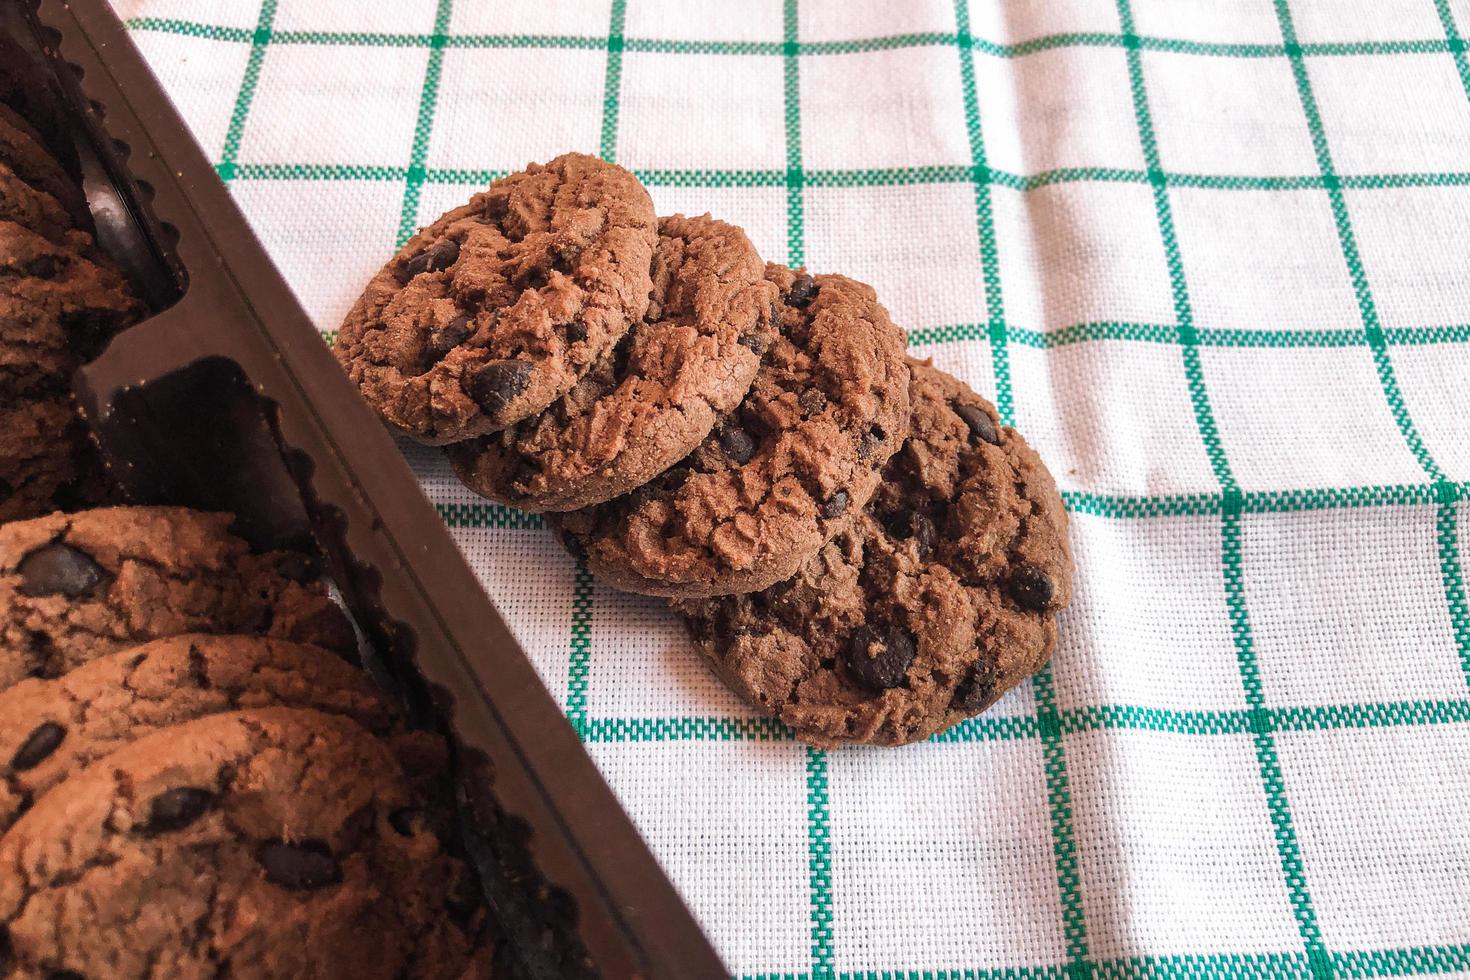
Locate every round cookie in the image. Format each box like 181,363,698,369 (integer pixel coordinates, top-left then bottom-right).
0,160,74,245
2,219,141,365
448,214,779,512
0,707,490,979
0,507,356,693
0,395,114,523
671,360,1073,747
0,103,88,225
553,265,911,597
0,634,398,833
334,152,657,445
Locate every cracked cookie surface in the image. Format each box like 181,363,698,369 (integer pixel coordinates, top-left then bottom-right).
448,214,778,512
0,507,356,693
0,634,397,834
0,160,75,246
553,264,910,597
1,219,143,394
334,152,657,444
671,360,1073,746
0,104,87,225
0,707,490,980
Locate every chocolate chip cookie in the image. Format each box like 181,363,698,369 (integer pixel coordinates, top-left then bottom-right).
0,160,74,245
334,152,658,445
0,396,114,523
0,103,88,225
671,360,1073,746
448,214,779,512
0,707,490,979
553,265,911,597
1,218,142,379
0,634,398,833
0,507,356,693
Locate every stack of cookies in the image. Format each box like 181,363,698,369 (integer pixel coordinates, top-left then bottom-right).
335,152,1075,748
0,62,145,523
0,507,493,977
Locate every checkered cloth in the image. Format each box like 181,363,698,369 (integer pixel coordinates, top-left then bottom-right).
112,0,1470,975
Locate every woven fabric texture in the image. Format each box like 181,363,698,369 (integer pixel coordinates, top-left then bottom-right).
112,0,1470,976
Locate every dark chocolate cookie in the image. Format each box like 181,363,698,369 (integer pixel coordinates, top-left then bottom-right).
0,634,400,833
553,265,911,597
0,507,356,693
334,152,657,444
671,360,1073,747
0,707,491,979
448,213,778,512
0,395,115,523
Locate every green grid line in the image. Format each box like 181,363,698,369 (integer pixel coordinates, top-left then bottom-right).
783,0,806,268
270,29,432,47
1437,502,1470,691
598,0,628,161
121,16,1466,63
565,562,594,737
908,320,1470,351
1274,0,1445,488
1222,504,1332,978
213,0,277,185
124,16,252,42
954,0,1014,427
392,0,453,247
1119,0,1330,972
1433,0,1470,103
738,946,1470,980
953,1,1086,971
805,745,835,980
435,501,543,530
563,699,1470,744
583,716,794,743
433,483,1470,532
1032,667,1090,973
444,33,606,50
1116,6,1235,493
212,155,1470,196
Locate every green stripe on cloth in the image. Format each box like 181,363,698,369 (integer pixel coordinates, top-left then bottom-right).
124,16,1465,63
1432,0,1470,103
598,0,628,161
783,0,806,268
565,563,594,737
1272,0,1445,486
1222,509,1332,979
214,0,277,184
1120,0,1330,972
392,0,452,247
806,745,835,980
1032,667,1091,973
1436,503,1470,691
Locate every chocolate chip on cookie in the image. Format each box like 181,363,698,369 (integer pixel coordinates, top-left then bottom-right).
672,359,1073,747
0,634,399,833
553,264,911,597
0,708,491,979
0,507,355,693
334,152,658,444
448,214,779,512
